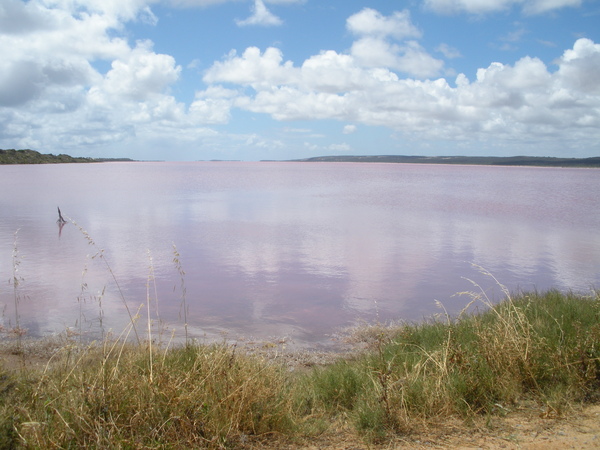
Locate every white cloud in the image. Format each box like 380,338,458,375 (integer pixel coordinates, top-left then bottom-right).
328,143,351,152
0,3,598,159
424,0,582,15
264,0,305,4
0,0,192,154
346,8,421,39
557,38,600,95
350,37,401,69
189,86,236,124
0,5,122,109
424,0,516,14
236,0,283,27
204,47,297,88
202,38,600,146
168,0,232,7
346,9,442,78
437,43,462,59
96,41,181,102
343,125,357,134
50,0,156,22
394,41,445,78
169,0,303,6
0,0,54,34
208,40,442,88
300,51,368,92
282,127,312,133
501,27,528,43
523,0,582,14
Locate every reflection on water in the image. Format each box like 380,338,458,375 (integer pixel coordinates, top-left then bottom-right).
1,162,599,348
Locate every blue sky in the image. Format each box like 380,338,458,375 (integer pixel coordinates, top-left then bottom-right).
1,0,599,161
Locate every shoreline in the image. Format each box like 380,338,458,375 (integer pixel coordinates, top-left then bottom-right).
2,329,600,449
2,290,599,448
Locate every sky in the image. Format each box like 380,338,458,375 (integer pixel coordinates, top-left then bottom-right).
0,0,599,161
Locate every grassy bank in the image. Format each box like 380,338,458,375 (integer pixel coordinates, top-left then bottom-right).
1,289,599,448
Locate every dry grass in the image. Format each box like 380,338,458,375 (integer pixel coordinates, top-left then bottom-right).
1,287,599,448
1,340,297,448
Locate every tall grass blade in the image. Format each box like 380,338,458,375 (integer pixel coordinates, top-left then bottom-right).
69,218,141,345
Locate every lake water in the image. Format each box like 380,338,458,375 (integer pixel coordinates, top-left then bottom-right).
1,162,599,349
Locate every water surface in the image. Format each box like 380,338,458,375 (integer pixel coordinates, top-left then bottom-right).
1,162,598,348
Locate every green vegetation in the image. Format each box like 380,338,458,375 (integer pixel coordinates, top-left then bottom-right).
0,149,133,164
290,154,600,168
300,288,600,442
1,289,598,447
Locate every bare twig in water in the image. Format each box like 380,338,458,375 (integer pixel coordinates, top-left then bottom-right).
57,207,66,224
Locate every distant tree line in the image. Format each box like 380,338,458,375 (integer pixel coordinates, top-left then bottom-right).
0,149,133,164
291,154,600,168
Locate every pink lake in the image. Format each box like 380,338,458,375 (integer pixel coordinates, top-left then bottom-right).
1,162,599,349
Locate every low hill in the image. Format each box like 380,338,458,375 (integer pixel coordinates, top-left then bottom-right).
290,154,600,168
0,149,133,164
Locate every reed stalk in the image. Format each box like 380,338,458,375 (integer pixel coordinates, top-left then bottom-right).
10,229,25,351
146,250,158,383
172,244,189,347
69,218,141,346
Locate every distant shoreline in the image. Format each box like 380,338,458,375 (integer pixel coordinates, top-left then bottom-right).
284,154,600,168
3,149,599,168
0,149,134,165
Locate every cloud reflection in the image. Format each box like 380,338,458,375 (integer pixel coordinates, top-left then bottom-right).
1,163,599,347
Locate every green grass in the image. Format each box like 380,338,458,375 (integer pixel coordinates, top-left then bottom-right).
302,289,600,439
1,289,599,447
